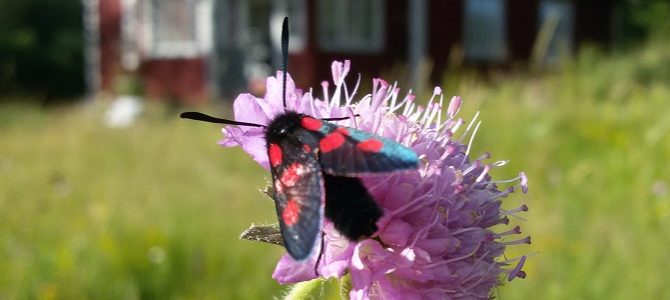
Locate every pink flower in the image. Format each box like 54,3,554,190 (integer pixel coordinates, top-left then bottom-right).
221,61,530,299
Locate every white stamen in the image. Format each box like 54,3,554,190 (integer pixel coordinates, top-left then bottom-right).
389,88,402,110
462,160,482,176
424,103,441,129
331,79,342,108
451,118,464,134
346,73,362,106
492,160,509,167
321,81,329,104
342,77,349,107
394,92,414,113
408,105,422,122
420,92,437,124
491,173,527,186
464,120,481,158
388,87,400,112
476,164,492,182
402,97,415,116
460,111,480,142
436,93,445,127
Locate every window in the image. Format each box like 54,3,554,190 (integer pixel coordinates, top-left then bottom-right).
463,0,507,62
539,0,574,64
317,0,385,53
142,0,212,58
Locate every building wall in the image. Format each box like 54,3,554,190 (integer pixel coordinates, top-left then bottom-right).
140,58,207,103
285,0,408,90
97,0,612,103
98,0,208,103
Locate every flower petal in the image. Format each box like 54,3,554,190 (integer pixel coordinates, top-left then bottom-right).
379,219,414,247
271,254,318,284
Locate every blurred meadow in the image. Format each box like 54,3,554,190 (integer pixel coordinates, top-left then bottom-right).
2,0,670,299
2,40,669,299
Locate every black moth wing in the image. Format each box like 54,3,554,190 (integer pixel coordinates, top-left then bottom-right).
293,114,418,241
268,135,324,261
314,121,419,176
323,174,383,241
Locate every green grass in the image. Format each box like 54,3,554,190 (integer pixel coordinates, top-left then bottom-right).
0,103,284,299
457,42,670,299
1,41,669,299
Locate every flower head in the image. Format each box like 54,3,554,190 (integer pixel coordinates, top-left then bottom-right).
221,61,530,299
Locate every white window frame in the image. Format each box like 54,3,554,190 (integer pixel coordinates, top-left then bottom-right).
317,0,385,53
141,0,212,59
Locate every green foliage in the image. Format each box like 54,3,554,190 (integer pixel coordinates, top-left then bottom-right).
0,102,283,298
1,41,670,298
446,41,670,300
616,0,670,43
0,0,85,101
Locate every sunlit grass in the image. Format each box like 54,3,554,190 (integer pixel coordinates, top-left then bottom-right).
0,102,284,298
457,43,670,299
1,41,669,299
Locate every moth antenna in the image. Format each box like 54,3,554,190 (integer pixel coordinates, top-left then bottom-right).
320,115,361,122
180,112,265,128
281,17,289,111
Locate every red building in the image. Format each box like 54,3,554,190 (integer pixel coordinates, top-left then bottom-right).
87,0,612,103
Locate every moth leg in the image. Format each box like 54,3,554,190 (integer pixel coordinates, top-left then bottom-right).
314,231,326,276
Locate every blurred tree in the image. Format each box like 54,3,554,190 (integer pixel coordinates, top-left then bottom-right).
0,0,85,102
617,0,670,43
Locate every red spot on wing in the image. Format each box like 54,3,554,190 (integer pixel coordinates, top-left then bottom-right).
335,127,349,136
301,117,323,131
280,163,303,187
282,199,300,226
357,139,384,152
269,143,282,167
303,144,311,152
319,132,346,153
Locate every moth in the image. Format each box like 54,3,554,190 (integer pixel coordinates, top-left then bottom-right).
181,17,418,261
